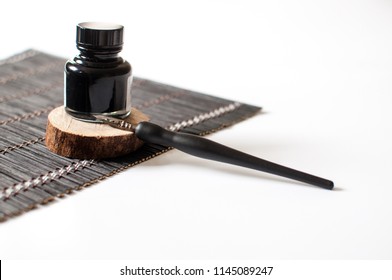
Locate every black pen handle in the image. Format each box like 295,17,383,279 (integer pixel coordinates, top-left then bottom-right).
135,121,334,190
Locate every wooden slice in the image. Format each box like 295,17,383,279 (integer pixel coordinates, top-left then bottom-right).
45,106,149,159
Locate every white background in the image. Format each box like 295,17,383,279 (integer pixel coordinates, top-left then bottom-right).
0,0,392,259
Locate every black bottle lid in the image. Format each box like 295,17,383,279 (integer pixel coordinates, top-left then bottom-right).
76,22,124,51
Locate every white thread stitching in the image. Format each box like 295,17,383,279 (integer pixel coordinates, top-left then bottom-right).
0,82,62,104
0,137,45,155
0,160,95,200
168,102,240,131
0,50,38,66
0,61,62,85
0,106,57,126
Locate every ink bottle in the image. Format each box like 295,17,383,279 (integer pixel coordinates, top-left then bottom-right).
65,22,132,120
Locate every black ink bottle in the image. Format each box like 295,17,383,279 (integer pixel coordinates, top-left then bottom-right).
65,22,132,119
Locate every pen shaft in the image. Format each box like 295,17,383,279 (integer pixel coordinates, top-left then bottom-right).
135,122,334,190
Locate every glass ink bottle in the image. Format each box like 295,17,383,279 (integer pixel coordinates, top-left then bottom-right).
65,22,132,120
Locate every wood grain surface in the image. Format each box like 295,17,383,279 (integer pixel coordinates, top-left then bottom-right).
45,106,149,159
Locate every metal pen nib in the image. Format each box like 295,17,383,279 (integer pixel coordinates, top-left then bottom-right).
94,115,137,132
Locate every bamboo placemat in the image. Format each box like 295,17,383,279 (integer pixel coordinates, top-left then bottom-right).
0,50,261,221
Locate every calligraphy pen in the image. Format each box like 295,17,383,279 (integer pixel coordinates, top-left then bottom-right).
85,115,334,190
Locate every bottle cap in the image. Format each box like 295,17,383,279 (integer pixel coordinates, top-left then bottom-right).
76,22,124,51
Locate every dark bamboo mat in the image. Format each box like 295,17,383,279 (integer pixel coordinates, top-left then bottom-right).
0,50,261,221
